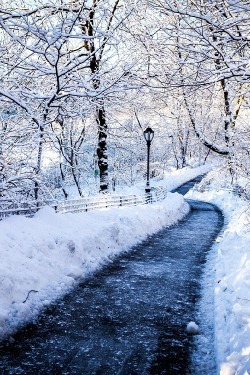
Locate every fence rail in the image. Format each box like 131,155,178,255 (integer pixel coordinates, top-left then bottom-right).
0,186,168,219
0,199,53,220
55,186,168,214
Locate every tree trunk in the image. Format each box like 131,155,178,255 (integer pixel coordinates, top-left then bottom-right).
81,0,120,193
96,107,109,192
59,162,68,199
34,124,44,201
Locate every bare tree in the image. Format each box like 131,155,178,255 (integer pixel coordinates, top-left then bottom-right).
144,0,249,176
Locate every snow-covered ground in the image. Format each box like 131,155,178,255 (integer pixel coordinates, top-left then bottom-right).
187,168,250,375
0,163,249,375
0,164,209,343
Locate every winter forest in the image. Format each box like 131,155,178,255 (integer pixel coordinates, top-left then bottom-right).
0,0,249,205
1,2,250,373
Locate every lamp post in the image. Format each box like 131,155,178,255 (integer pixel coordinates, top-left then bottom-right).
143,127,154,193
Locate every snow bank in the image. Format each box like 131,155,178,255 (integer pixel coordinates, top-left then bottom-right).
114,164,211,196
0,192,189,342
156,164,211,191
187,170,250,375
0,164,210,342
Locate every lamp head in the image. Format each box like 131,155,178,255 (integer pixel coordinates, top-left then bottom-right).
143,127,154,142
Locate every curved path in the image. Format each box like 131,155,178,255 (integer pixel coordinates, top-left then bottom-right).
0,176,224,374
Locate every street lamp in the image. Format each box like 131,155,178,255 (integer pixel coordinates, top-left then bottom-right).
143,127,154,193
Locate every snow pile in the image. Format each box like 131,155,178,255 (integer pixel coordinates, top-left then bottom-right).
157,164,211,191
0,190,190,342
187,169,250,375
186,321,200,335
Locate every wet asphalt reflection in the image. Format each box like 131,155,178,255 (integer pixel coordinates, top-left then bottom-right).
0,176,224,374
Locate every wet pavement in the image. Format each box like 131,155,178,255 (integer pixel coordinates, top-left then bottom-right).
0,176,224,374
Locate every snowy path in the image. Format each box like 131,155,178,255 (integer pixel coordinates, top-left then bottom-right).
0,178,223,374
